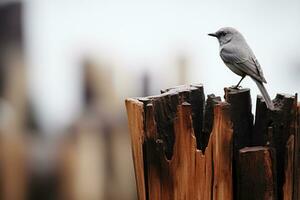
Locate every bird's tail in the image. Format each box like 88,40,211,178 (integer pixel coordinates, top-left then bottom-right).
253,78,274,110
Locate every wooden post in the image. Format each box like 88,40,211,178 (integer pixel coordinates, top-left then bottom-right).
0,3,28,200
224,87,254,199
237,146,276,200
295,103,300,200
253,94,298,199
224,87,253,151
283,135,295,200
126,84,299,200
126,99,146,200
126,84,233,200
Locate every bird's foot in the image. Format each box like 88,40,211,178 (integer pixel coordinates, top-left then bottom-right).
231,85,242,89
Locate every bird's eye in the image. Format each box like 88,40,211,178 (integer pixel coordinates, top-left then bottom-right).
221,32,226,36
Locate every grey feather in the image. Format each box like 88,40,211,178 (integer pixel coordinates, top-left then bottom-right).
220,40,267,83
252,78,274,109
209,27,274,109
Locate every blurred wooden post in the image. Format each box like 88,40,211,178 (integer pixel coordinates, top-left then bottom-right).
126,84,299,200
0,2,28,200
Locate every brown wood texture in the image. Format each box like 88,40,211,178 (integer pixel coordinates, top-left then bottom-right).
144,102,232,200
126,85,300,200
253,94,298,199
125,99,146,200
224,87,254,199
224,87,253,152
283,135,294,200
126,85,233,200
237,146,276,200
295,103,300,200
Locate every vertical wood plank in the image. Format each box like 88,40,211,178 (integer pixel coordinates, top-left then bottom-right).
125,99,146,200
224,87,253,199
283,135,294,200
294,103,300,200
212,103,233,200
253,94,297,199
237,146,276,200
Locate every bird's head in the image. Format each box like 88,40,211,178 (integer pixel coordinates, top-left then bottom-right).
208,27,241,46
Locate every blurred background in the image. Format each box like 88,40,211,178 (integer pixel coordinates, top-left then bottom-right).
0,0,299,199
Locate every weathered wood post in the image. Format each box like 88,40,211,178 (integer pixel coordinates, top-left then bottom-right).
125,84,299,200
252,94,298,200
126,84,233,200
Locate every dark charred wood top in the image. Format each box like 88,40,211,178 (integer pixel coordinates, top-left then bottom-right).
137,84,206,159
224,87,253,151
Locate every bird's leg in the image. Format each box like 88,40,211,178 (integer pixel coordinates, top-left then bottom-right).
234,76,245,89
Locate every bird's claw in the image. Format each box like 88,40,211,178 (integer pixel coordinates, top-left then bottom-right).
231,85,242,89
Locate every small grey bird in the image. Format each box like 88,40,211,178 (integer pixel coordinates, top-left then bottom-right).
208,27,274,110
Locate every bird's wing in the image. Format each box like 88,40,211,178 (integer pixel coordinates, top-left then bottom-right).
220,46,267,83
251,56,266,82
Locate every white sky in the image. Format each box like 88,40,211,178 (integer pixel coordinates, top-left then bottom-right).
23,0,300,133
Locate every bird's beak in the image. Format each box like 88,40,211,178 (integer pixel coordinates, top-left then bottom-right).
208,32,218,37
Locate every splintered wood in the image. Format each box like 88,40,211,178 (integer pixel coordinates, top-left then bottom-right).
126,84,233,200
126,84,299,200
252,94,298,200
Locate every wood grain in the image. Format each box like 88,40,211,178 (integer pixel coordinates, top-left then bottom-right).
126,85,233,200
253,94,298,199
126,85,299,200
125,99,146,200
224,87,254,199
237,146,276,200
143,101,232,200
283,135,294,200
294,103,300,200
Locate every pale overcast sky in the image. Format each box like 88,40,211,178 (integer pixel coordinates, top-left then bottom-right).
23,0,300,132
